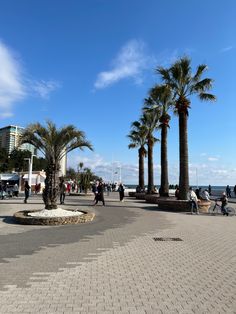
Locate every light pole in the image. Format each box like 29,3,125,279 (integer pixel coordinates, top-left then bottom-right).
118,166,122,183
24,154,36,194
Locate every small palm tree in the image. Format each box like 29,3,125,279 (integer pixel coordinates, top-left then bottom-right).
80,168,93,194
78,162,84,172
147,84,173,197
157,56,216,199
141,106,160,194
127,121,147,191
20,121,92,209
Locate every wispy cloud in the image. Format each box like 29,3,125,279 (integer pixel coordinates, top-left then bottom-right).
0,39,60,118
208,157,219,161
0,40,26,114
31,80,60,99
220,46,233,53
94,39,151,89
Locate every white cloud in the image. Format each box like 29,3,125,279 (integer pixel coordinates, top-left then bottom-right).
0,40,60,118
67,150,236,186
220,46,233,53
94,39,151,89
0,40,26,114
208,157,219,161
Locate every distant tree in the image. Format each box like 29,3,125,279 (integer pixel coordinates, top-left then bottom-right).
0,148,9,172
128,121,147,191
32,157,47,171
145,84,173,197
20,121,92,209
78,162,84,172
66,167,77,180
141,105,160,194
80,168,95,193
8,149,31,172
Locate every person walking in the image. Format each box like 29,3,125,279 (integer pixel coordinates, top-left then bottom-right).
118,183,125,202
13,183,19,197
208,185,212,196
201,189,210,201
94,181,105,206
187,187,199,214
24,181,30,203
216,192,229,216
59,180,67,204
92,181,98,205
226,185,231,198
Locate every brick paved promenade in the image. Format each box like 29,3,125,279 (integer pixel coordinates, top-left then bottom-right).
0,193,236,314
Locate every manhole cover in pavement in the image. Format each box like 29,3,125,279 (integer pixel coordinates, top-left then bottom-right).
153,237,183,241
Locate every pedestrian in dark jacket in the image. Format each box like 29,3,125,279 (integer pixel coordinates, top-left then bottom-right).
94,181,105,206
24,181,30,203
118,183,125,202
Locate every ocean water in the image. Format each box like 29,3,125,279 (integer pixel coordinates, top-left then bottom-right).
125,185,235,195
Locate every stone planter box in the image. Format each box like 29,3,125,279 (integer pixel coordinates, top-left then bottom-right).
155,199,211,212
145,194,159,204
135,193,146,200
157,199,191,211
128,192,136,197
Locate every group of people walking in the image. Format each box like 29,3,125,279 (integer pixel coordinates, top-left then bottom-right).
92,181,125,206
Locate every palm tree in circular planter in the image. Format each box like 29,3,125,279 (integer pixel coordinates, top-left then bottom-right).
145,84,173,197
20,121,92,209
157,56,216,200
128,121,147,191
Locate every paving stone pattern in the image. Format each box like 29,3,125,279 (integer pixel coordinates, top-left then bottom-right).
0,194,236,313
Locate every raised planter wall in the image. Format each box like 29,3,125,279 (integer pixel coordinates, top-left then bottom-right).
145,196,211,213
145,194,159,204
135,193,146,200
128,192,136,197
13,210,95,225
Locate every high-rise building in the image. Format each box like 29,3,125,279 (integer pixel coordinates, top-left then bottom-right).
0,125,36,155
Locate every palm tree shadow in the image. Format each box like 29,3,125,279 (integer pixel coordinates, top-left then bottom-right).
0,215,18,224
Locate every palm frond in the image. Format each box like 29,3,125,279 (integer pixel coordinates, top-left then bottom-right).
198,93,216,102
190,78,213,93
192,64,208,82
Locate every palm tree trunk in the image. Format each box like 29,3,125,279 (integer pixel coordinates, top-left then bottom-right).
43,163,60,209
138,147,145,190
179,111,189,200
147,138,154,194
160,124,169,197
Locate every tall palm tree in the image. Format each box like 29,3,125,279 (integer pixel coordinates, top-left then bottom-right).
141,106,160,194
127,121,147,191
20,121,92,209
146,84,173,197
157,56,216,200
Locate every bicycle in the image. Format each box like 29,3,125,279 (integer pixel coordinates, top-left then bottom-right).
208,200,236,216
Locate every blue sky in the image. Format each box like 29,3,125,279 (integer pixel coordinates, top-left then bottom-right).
0,0,235,185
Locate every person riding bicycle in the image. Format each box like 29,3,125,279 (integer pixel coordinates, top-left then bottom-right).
216,192,229,216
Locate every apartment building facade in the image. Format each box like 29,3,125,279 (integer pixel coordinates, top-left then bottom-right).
0,125,36,155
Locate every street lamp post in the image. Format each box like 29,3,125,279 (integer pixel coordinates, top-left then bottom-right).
24,154,36,194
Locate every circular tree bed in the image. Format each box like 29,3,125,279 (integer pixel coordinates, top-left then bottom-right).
13,209,95,225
